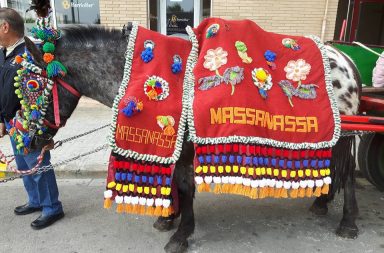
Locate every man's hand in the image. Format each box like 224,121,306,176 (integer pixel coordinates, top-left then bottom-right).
0,123,6,138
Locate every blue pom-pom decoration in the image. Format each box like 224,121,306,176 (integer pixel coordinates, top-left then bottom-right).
30,110,41,121
264,50,276,62
172,62,182,74
141,47,153,63
22,135,31,147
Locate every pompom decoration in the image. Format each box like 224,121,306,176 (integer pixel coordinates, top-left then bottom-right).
121,98,143,117
46,60,67,78
264,50,277,70
42,42,55,53
43,53,55,63
171,55,182,74
141,47,154,63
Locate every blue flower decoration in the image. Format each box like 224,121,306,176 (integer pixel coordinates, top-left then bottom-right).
264,50,276,62
141,47,154,63
171,55,182,74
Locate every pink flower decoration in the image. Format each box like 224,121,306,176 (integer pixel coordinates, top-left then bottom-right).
284,59,311,82
203,47,228,71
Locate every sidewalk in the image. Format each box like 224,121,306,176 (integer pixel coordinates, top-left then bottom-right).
0,178,383,253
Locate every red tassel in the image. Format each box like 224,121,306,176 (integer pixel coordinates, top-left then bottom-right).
249,145,255,154
201,146,208,154
196,146,202,154
209,145,215,153
225,144,232,153
233,144,239,153
217,144,224,153
240,145,247,154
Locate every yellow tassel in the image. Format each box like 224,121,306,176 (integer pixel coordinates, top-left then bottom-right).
249,188,258,199
146,206,155,216
290,189,298,198
154,206,162,216
213,184,222,194
162,207,171,217
280,188,288,198
306,187,313,198
139,205,146,215
125,204,132,213
322,184,330,195
116,203,124,213
269,187,275,197
103,198,112,209
298,188,306,198
313,187,322,197
274,188,282,198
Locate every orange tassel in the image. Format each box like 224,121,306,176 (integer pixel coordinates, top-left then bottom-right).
243,186,251,197
313,187,322,197
197,183,206,193
131,205,139,214
274,188,282,198
103,198,112,209
306,187,313,198
298,188,306,198
116,203,124,213
290,189,298,198
259,187,266,199
139,205,146,215
269,187,275,197
162,207,171,217
322,184,330,195
213,184,222,194
249,188,258,199
125,204,132,213
146,206,155,216
280,188,288,198
222,184,230,193
154,206,162,216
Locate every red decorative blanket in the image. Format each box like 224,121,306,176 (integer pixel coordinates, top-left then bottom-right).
187,18,340,198
105,25,192,217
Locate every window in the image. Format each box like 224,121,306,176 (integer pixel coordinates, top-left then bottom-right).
54,0,100,25
6,0,37,36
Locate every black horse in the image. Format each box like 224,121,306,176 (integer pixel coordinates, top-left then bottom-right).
25,2,361,252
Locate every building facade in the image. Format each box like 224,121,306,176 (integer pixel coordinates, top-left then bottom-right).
1,0,383,44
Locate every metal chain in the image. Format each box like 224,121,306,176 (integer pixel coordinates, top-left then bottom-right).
340,130,374,137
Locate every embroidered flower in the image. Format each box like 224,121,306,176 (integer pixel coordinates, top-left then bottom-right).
156,115,176,136
144,76,169,101
251,68,273,99
284,59,311,82
203,47,228,71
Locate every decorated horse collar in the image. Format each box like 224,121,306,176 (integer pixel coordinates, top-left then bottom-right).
10,11,80,153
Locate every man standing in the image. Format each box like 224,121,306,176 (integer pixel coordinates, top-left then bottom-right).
0,8,64,229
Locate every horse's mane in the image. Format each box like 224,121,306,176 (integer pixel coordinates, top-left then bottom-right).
59,25,125,48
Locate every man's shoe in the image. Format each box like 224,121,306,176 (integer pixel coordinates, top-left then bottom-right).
31,212,64,230
14,204,42,215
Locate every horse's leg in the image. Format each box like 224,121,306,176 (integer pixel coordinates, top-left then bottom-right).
336,152,359,238
160,138,195,253
309,192,335,215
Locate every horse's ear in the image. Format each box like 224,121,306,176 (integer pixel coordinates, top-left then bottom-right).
28,0,51,17
24,36,46,68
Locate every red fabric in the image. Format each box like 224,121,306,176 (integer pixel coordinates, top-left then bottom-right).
52,81,61,127
114,27,191,158
192,18,336,144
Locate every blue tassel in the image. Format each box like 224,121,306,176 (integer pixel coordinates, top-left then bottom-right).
221,155,227,163
214,155,220,164
264,158,269,166
206,155,212,163
115,172,121,181
229,155,235,164
165,177,171,186
259,88,267,99
142,176,147,183
157,176,163,185
198,156,205,164
303,160,309,167
127,173,133,181
134,175,140,183
287,160,292,169
279,159,285,168
294,160,301,169
258,157,264,166
121,173,127,181
149,176,154,184
271,158,277,167
245,157,252,165
325,159,331,167
318,160,324,168
236,156,242,164
310,160,317,167
253,157,259,166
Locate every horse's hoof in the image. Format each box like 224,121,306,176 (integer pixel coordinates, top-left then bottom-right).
309,203,328,216
336,224,359,239
164,238,188,253
153,216,174,232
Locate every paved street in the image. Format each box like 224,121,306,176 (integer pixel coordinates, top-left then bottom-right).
0,98,383,253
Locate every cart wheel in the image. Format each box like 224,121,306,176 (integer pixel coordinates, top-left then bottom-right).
358,133,384,191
